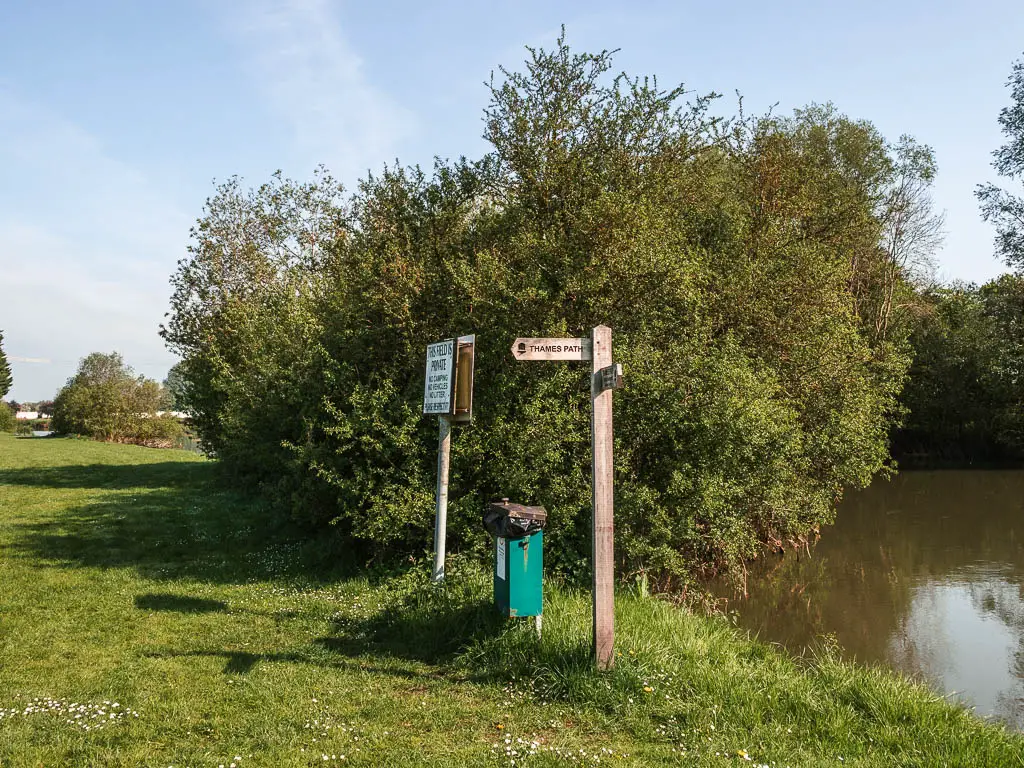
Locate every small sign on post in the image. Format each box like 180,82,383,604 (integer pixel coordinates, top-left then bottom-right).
511,326,621,670
452,336,475,423
424,335,475,583
598,363,623,393
511,338,592,361
423,339,456,415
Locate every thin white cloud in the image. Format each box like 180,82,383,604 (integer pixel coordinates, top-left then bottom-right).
0,89,187,400
1,1,414,401
226,0,414,181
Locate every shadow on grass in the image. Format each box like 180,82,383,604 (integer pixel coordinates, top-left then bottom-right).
135,593,228,613
319,596,506,663
142,648,425,680
135,601,521,683
0,460,218,491
131,587,473,678
5,453,525,677
316,595,599,701
133,580,606,704
5,460,355,585
132,585,515,673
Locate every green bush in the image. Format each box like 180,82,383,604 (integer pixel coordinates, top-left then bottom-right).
134,415,185,446
897,275,1024,463
163,39,934,584
0,405,14,433
53,352,182,446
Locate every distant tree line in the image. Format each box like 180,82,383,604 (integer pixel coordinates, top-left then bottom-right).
3,400,55,416
896,276,1024,463
895,53,1024,465
161,37,948,584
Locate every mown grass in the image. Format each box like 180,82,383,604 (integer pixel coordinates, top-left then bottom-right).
0,434,1021,767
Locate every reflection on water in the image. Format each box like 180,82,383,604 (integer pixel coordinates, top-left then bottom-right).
889,570,1024,725
714,470,1024,729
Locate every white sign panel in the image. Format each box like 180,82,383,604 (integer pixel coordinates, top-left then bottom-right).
496,537,506,580
423,339,456,414
511,338,592,361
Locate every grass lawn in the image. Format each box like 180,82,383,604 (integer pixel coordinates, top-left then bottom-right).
0,434,1021,767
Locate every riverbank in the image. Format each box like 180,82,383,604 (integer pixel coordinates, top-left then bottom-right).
0,435,1020,766
705,467,1024,730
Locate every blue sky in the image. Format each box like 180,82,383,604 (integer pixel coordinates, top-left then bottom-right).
2,0,1022,400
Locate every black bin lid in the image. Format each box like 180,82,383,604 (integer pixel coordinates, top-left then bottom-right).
483,498,547,539
487,498,547,522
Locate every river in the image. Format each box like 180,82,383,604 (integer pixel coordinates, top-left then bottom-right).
716,470,1024,729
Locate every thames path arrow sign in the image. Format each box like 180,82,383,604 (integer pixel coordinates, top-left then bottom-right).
511,338,592,361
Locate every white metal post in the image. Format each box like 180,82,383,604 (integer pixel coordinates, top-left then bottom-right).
432,415,452,582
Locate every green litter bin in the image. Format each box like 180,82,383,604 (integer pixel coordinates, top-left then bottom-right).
484,500,546,618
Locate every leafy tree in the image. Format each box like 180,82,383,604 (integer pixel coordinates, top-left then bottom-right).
52,352,183,445
0,402,14,433
160,166,347,468
162,363,186,411
897,275,1024,462
980,274,1024,450
164,37,937,583
0,330,12,401
977,55,1024,271
36,400,55,418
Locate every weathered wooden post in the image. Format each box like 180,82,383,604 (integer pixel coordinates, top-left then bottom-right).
510,326,622,669
590,325,616,670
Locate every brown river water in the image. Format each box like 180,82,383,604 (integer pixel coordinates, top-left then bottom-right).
712,470,1024,729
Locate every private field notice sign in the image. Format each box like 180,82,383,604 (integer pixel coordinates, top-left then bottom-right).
423,339,456,415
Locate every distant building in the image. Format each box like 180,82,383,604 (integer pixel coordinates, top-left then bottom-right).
15,411,39,420
155,411,190,420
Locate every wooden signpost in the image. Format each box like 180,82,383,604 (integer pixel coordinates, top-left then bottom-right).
424,334,475,583
511,325,622,670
